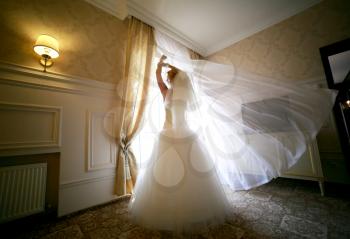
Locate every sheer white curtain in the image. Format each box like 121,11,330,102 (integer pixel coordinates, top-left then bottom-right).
132,29,337,191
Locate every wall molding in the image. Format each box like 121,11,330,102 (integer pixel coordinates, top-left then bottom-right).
60,174,116,189
86,111,117,171
127,0,206,56
0,102,62,150
85,0,127,20
0,62,117,99
127,0,321,57
205,0,321,56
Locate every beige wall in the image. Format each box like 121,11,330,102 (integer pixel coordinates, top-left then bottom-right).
0,0,128,84
208,0,350,82
0,0,126,215
208,0,350,183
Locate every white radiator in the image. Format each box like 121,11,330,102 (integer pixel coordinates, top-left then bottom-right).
0,163,47,223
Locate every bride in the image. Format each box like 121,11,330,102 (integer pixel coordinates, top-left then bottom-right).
128,46,335,231
129,55,230,231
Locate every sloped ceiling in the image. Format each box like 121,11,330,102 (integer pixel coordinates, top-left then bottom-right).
86,0,321,56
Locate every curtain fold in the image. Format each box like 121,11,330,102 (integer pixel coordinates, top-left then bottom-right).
115,17,155,196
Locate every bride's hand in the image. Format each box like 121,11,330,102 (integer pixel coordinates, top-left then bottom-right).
157,55,167,68
160,55,167,62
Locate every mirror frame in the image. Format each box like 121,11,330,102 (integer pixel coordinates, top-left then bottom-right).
319,38,350,90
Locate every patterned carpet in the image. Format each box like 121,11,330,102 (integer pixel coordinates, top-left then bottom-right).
3,178,350,239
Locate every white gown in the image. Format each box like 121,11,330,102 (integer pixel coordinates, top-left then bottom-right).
129,71,230,231
127,30,336,232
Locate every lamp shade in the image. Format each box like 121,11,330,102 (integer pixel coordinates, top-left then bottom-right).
34,35,59,58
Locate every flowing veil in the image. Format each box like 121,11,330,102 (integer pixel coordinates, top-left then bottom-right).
133,30,337,191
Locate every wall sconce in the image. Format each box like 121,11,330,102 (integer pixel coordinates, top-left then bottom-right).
33,35,59,72
345,100,350,108
341,90,350,108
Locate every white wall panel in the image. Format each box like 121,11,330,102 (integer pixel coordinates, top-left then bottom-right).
0,63,121,216
0,102,61,150
86,111,117,171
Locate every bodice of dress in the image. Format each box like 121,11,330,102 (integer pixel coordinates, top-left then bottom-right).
163,89,188,130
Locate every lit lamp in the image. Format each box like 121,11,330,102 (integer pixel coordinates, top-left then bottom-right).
345,100,350,108
33,35,59,72
343,90,350,108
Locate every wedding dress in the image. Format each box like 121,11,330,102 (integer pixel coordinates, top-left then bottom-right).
129,71,230,231
127,30,336,231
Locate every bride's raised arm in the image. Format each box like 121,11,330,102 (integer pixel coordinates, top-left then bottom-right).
156,55,168,100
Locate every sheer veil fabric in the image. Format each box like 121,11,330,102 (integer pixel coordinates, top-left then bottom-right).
128,29,336,231
151,30,336,190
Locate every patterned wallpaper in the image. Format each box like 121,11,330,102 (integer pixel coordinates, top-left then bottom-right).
208,0,350,82
0,0,128,84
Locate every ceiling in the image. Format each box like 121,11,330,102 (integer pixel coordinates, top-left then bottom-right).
87,0,321,56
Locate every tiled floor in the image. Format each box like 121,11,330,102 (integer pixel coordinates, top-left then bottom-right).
3,178,350,238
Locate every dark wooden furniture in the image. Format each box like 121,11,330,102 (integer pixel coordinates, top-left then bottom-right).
320,38,350,170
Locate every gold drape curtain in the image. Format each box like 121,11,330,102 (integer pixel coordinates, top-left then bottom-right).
115,17,155,196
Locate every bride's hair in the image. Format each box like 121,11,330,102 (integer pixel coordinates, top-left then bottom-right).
166,64,179,80
172,70,197,111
